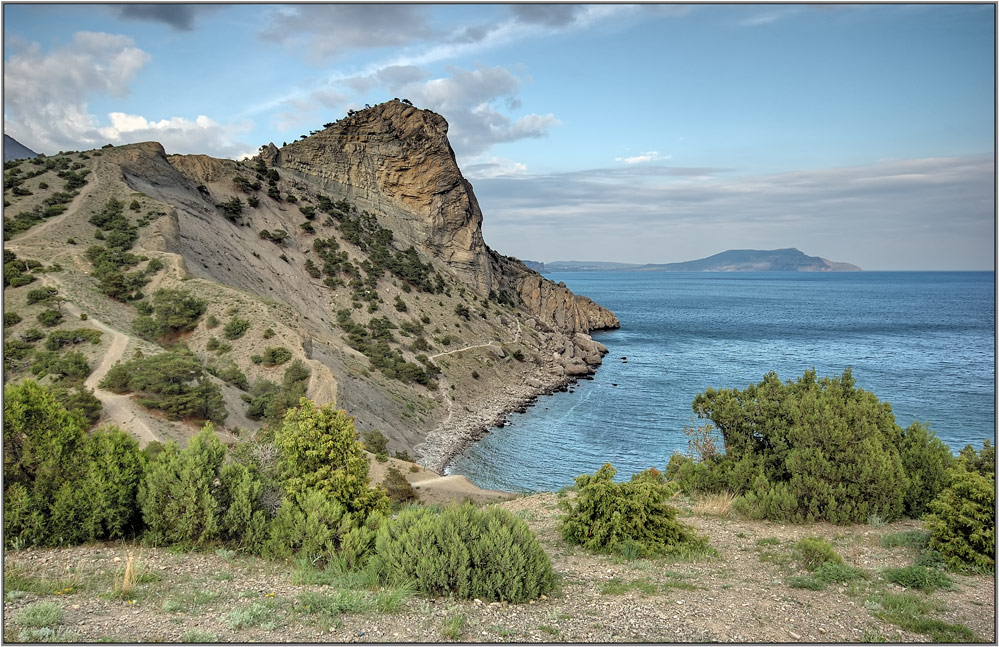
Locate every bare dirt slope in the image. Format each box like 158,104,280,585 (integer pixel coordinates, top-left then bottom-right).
3,495,993,644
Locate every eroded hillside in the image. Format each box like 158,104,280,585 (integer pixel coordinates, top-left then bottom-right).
2,100,618,472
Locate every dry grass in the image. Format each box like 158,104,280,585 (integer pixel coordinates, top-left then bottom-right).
112,551,138,598
692,491,736,518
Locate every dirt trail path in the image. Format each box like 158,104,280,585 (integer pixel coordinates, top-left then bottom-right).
58,298,160,446
7,168,95,246
428,320,521,361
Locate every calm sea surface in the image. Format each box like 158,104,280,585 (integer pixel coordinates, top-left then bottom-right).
448,271,996,492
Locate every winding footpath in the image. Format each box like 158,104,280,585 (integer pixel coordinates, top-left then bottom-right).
62,299,161,446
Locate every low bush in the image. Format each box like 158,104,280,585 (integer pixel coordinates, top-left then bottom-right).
381,466,418,504
560,463,708,558
670,370,953,524
36,309,63,327
31,350,91,382
794,537,844,571
261,346,292,366
223,316,250,340
99,347,226,423
924,447,995,573
370,503,557,602
361,429,388,455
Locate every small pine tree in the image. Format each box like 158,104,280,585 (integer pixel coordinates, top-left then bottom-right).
275,399,389,518
139,423,226,547
560,463,707,557
370,503,557,602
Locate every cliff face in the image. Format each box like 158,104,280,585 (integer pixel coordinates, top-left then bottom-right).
276,101,492,294
273,100,618,336
517,274,619,334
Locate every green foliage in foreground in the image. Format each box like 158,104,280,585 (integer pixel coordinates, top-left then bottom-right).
1,385,564,605
139,423,268,550
370,503,557,602
667,369,954,524
3,381,144,547
560,463,709,558
924,443,995,573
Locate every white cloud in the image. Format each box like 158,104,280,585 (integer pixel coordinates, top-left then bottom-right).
98,112,254,158
258,5,438,59
4,31,254,158
615,151,670,164
394,65,561,158
462,157,529,180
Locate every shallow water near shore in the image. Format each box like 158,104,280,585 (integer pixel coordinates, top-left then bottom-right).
448,271,995,492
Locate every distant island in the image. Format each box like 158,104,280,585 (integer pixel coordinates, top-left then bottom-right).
545,248,861,272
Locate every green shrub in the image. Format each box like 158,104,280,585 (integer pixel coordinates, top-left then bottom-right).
275,399,388,519
881,565,953,592
924,463,995,573
261,346,292,366
880,530,930,549
898,421,954,518
678,369,913,524
559,463,707,557
244,361,310,423
223,316,250,340
16,600,63,627
381,466,418,504
25,286,58,305
4,311,22,327
31,350,91,382
151,288,206,334
36,309,63,327
361,429,388,455
3,380,87,547
52,385,102,427
44,328,101,351
957,439,994,475
265,489,379,568
139,423,266,549
794,537,843,571
99,347,226,423
3,383,140,547
66,426,145,543
370,503,557,602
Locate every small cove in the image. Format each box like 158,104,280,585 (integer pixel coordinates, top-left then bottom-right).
448,271,996,492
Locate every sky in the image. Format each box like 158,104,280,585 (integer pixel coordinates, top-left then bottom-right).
2,2,995,270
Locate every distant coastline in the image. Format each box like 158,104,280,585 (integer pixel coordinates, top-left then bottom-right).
542,248,861,272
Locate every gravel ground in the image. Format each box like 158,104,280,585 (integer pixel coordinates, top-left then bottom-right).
3,493,994,644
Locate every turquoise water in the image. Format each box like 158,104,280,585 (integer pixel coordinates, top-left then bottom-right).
448,271,996,492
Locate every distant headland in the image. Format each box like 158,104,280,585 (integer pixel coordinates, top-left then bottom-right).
543,248,861,272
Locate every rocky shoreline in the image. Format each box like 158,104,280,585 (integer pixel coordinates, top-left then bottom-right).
417,330,610,476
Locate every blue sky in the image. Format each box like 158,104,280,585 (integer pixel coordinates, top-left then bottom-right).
3,3,994,269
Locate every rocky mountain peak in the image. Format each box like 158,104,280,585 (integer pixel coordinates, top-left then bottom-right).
274,99,493,294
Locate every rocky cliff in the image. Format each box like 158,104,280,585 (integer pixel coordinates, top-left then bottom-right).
276,101,493,294
273,100,620,335
2,99,619,471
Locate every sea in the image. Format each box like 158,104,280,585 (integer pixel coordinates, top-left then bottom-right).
447,271,996,493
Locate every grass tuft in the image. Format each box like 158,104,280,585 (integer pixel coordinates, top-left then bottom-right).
692,491,736,517
441,612,467,640
867,591,977,642
16,601,64,627
881,565,953,593
180,630,219,642
880,530,930,550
